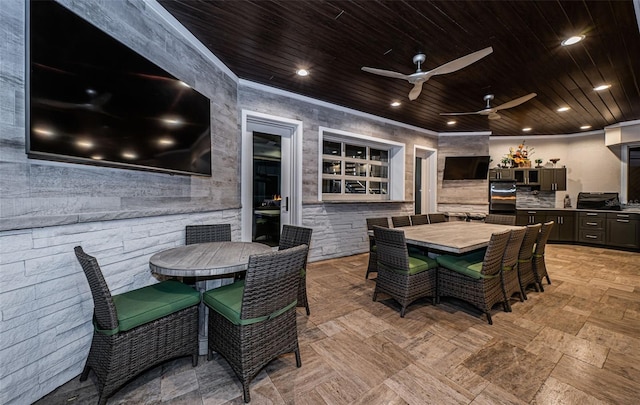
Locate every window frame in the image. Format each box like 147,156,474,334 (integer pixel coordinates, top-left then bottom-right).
318,127,405,201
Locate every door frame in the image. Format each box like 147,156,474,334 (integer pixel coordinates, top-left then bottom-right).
413,145,438,213
241,110,303,242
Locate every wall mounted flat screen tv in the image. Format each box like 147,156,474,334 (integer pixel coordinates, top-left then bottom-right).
27,0,212,176
443,156,490,180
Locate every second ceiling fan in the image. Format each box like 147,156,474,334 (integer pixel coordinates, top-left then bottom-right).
440,93,537,120
362,47,493,101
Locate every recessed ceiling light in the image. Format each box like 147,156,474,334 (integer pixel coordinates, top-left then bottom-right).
580,125,592,130
561,35,585,46
296,69,309,77
447,120,456,125
91,155,103,160
390,101,401,107
522,127,532,132
122,151,137,160
158,137,175,146
557,106,570,112
593,84,611,91
33,127,55,137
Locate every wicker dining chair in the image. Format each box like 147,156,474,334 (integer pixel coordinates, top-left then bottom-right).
372,226,438,317
427,213,447,224
391,215,412,228
365,217,389,279
203,244,308,403
279,224,313,315
185,223,232,244
410,214,429,225
484,214,517,225
532,221,555,291
500,227,527,311
436,229,511,324
516,223,542,298
74,246,200,405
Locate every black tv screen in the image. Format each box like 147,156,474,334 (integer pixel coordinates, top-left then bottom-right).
27,0,212,176
443,156,490,180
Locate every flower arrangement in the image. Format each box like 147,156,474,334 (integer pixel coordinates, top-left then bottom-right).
506,140,534,167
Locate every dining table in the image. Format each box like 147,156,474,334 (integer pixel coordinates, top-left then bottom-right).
371,221,522,254
149,241,273,354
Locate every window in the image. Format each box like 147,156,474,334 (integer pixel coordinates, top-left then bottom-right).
319,127,404,201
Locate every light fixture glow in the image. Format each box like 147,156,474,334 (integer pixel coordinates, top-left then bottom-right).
122,151,137,160
447,120,456,125
561,35,585,46
593,84,611,91
557,106,570,112
580,125,592,130
522,127,532,132
33,127,55,137
296,69,309,77
162,117,183,127
178,81,191,88
91,155,103,160
158,137,175,146
390,101,401,107
76,140,93,148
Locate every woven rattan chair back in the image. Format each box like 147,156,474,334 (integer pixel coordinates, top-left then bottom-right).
533,220,555,290
485,214,517,225
366,217,389,230
74,246,119,331
410,214,429,225
279,225,313,315
241,244,308,320
185,224,231,245
501,227,527,308
373,226,411,272
517,223,542,297
372,226,437,317
207,244,308,402
480,229,512,277
428,213,446,224
391,215,412,228
365,217,389,279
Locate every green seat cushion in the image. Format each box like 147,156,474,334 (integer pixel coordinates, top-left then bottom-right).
103,280,200,335
383,253,437,275
203,280,296,326
436,250,495,280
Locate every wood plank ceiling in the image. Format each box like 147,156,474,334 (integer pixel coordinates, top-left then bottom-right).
159,0,640,136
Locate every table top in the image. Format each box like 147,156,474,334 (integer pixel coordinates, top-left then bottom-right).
149,241,273,277
373,222,521,254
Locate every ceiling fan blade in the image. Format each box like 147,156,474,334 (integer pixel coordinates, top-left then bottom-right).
488,112,501,120
361,67,409,80
408,81,424,100
439,112,479,116
428,47,493,76
494,93,537,111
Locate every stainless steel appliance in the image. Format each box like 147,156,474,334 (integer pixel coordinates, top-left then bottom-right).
489,180,517,213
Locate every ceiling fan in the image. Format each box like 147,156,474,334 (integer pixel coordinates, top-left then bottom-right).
439,93,537,120
361,47,493,101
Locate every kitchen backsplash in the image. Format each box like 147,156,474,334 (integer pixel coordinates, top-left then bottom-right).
516,188,556,208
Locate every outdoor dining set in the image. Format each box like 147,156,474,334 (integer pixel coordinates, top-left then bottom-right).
366,214,554,323
73,224,312,404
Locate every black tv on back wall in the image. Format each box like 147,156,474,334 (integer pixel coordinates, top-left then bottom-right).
443,156,490,180
26,0,212,176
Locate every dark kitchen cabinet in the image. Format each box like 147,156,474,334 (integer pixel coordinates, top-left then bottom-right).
516,210,547,225
578,212,606,244
514,168,539,185
545,211,575,242
540,168,566,191
606,212,640,249
489,168,514,180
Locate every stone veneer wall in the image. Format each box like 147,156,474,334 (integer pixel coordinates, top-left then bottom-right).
0,1,241,403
